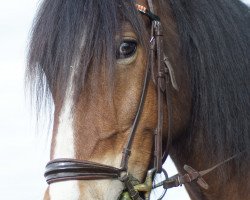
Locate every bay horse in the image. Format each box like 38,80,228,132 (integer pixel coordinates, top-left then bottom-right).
26,0,250,199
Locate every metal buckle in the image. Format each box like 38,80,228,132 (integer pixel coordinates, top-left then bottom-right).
119,168,156,200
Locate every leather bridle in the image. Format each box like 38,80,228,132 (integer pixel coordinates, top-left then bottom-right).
45,2,170,198
44,2,241,200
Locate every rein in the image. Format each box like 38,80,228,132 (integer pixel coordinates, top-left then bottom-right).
44,2,242,200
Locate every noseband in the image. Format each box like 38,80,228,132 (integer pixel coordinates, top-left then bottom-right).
44,2,240,200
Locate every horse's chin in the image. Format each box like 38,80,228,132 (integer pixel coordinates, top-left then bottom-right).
48,180,124,200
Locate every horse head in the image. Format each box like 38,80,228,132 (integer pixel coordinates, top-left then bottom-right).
27,0,250,199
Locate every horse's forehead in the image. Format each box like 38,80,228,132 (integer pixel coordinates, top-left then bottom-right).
120,22,137,33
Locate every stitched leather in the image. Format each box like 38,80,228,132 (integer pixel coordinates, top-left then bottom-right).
45,159,122,184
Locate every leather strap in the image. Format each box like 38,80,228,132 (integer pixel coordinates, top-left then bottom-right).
153,153,241,190
120,57,151,171
45,159,122,184
146,0,175,173
154,20,164,173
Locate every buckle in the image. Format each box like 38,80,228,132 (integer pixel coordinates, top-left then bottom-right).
119,168,156,200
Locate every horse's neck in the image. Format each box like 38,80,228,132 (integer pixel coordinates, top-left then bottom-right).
170,147,250,200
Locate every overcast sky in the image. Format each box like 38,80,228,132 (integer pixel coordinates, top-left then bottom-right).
0,0,249,199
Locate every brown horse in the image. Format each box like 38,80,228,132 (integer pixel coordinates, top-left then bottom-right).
26,0,250,199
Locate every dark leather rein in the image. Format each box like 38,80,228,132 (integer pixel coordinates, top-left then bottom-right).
44,3,241,200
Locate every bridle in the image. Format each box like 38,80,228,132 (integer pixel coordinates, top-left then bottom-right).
44,2,241,200
45,2,171,199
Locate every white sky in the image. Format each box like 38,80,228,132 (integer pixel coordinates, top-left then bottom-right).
0,0,249,199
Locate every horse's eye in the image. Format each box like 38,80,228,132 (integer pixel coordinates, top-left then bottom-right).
116,40,137,60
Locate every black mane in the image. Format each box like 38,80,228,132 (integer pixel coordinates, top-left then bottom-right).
168,0,250,176
26,0,148,113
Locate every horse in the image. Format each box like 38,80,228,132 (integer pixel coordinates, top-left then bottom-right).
26,0,250,199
